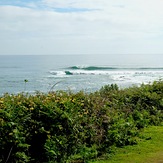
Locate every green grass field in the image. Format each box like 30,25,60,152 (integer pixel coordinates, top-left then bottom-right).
92,126,163,163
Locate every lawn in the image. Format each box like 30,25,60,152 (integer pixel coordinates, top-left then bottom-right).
92,126,163,163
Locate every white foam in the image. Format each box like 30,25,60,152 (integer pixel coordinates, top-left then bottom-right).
49,71,66,76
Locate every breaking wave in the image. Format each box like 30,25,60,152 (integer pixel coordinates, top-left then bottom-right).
68,66,117,70
48,65,163,79
49,70,110,76
68,66,163,71
49,69,163,76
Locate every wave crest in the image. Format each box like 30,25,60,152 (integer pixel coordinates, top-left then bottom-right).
68,66,117,70
68,66,163,71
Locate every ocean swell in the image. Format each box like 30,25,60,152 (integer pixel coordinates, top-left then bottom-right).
68,66,117,70
68,66,163,71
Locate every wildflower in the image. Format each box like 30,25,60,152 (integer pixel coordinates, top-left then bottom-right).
30,107,34,111
0,99,4,104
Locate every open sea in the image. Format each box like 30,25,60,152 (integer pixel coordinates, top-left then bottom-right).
0,54,163,95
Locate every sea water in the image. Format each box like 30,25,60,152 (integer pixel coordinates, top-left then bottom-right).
0,54,163,95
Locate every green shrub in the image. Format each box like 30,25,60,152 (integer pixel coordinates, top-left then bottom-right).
0,81,162,162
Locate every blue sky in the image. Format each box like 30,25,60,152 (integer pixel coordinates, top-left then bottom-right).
0,0,163,55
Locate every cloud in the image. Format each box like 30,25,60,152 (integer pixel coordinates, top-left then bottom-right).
0,0,163,55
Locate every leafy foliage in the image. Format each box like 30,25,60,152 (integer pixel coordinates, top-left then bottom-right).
0,81,163,162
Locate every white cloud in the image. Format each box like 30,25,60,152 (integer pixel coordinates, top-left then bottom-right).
0,0,163,55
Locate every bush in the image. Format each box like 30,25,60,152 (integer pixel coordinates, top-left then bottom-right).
0,81,163,162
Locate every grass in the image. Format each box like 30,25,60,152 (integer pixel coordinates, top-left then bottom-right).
92,125,163,163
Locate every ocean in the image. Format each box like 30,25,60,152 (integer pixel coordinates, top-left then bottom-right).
0,54,163,95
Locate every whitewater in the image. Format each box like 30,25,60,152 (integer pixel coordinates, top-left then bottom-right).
0,55,163,95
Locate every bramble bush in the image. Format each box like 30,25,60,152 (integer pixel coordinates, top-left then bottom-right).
0,81,163,162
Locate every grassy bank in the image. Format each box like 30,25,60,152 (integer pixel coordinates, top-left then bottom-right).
0,81,163,162
92,125,163,163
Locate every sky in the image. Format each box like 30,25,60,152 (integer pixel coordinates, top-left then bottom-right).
0,0,163,55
